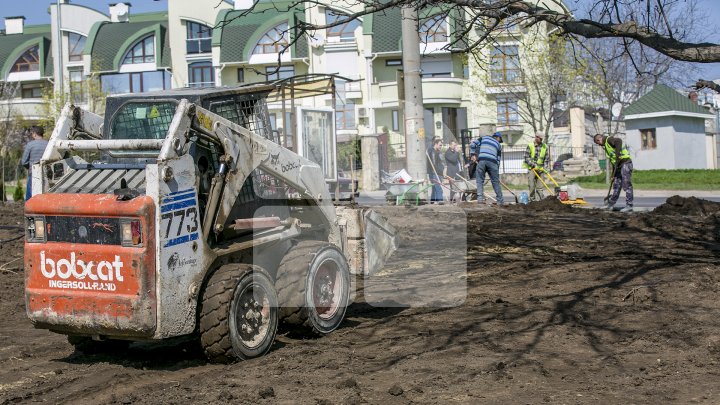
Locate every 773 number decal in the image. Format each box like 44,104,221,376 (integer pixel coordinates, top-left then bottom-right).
161,207,199,239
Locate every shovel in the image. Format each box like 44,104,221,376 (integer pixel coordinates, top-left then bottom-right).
499,180,519,204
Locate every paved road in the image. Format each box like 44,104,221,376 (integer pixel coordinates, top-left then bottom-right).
584,196,720,209
355,193,720,209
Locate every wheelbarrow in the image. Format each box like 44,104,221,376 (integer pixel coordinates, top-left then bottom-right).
384,181,433,205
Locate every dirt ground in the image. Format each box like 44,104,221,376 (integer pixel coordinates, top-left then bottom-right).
1,198,720,404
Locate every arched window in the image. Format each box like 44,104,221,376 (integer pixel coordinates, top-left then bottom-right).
252,22,289,55
188,61,214,88
68,33,86,62
11,45,40,73
419,15,448,43
325,10,361,42
122,35,155,65
186,21,212,54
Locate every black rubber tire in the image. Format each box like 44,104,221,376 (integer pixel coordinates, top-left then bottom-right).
198,264,278,363
67,335,129,354
276,241,350,336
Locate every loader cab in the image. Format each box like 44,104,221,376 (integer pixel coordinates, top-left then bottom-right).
97,79,339,245
102,85,278,228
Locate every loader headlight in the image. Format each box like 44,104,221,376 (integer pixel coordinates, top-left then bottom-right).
120,219,143,246
26,216,46,242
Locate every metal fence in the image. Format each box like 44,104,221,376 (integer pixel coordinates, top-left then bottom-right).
1,154,25,201
386,142,407,172
499,144,601,174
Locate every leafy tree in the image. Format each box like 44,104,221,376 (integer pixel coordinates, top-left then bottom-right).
41,72,106,130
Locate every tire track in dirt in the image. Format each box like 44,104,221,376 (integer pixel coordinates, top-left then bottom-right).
2,201,720,403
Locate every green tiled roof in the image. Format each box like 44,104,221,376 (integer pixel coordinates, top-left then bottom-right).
370,6,464,53
371,7,402,53
0,25,53,78
218,2,308,63
625,84,712,117
88,13,171,72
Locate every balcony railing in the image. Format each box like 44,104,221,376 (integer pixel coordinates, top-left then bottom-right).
373,77,466,106
0,98,47,121
188,81,216,88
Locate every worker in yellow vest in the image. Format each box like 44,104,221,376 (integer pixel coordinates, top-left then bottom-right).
593,134,634,212
523,133,549,201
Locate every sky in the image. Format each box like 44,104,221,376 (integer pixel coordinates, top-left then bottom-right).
1,0,719,80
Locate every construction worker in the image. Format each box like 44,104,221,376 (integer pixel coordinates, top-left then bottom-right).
426,138,445,202
593,133,634,212
523,133,549,201
444,141,462,202
475,132,504,205
21,125,48,201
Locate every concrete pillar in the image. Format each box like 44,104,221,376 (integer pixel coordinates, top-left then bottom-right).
569,107,585,157
360,133,380,191
401,6,426,184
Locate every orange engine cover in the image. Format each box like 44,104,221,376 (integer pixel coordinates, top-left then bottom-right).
24,194,156,338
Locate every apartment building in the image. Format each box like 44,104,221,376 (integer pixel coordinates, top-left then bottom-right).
0,0,565,188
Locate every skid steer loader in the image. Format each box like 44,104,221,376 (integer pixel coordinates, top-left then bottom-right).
23,80,396,363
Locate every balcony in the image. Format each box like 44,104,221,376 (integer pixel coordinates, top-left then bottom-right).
0,98,47,121
372,77,466,107
344,81,363,100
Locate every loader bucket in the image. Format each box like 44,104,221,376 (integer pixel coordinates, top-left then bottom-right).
336,207,397,276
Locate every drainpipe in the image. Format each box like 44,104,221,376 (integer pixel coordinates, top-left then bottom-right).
56,2,64,93
161,67,173,89
298,58,311,105
366,53,378,133
215,63,226,87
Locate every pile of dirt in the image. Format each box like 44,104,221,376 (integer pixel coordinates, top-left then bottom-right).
3,202,720,403
517,196,572,212
652,195,720,216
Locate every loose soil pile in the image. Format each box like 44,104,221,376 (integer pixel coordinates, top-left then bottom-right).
653,195,720,216
1,201,720,404
519,195,573,212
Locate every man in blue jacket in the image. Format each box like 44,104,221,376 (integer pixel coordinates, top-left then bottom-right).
21,125,48,201
475,132,504,205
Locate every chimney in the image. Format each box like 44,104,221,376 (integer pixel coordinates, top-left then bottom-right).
109,3,131,23
234,0,254,10
4,16,25,35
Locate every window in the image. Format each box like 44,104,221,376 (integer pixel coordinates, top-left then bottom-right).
186,21,212,54
21,83,43,98
640,128,657,150
122,35,155,65
501,16,521,33
421,72,451,78
419,15,448,43
101,70,171,94
188,62,214,88
68,33,86,62
285,111,294,135
391,110,400,131
69,70,85,103
109,101,177,140
335,79,355,130
237,68,245,83
490,45,521,84
386,59,402,66
11,46,40,73
265,65,294,81
497,97,519,125
325,9,361,42
252,22,289,55
269,113,277,131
